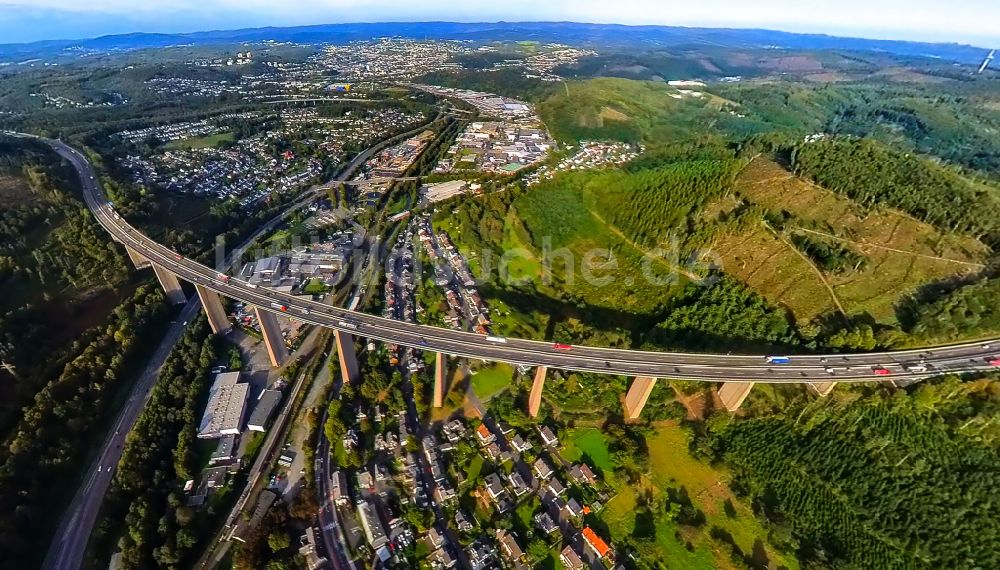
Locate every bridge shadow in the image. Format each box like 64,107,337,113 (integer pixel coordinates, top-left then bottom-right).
482,285,803,354
894,265,998,331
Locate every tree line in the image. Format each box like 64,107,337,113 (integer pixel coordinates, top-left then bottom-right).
791,137,1000,244
88,317,220,570
0,286,169,570
700,377,1000,570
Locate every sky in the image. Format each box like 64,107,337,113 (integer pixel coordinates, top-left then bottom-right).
0,0,998,47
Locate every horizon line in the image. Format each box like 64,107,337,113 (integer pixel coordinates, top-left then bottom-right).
1,19,995,51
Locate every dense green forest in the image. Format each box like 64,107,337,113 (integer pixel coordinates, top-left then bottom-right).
434,159,809,353
535,76,1000,183
792,137,1000,243
0,136,131,437
645,276,800,350
0,286,168,570
0,135,127,293
717,81,1000,178
789,233,867,274
578,160,740,248
904,277,1000,343
88,317,219,570
702,377,1000,570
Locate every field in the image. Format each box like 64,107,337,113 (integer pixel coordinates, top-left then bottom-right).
511,175,690,315
469,363,514,401
710,158,989,323
537,78,743,143
164,131,235,150
597,424,799,570
560,428,615,475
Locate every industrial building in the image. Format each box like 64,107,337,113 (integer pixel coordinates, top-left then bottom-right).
247,390,282,432
357,500,386,548
208,434,239,466
197,372,250,439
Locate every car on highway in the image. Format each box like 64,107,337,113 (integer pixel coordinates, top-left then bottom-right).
873,366,891,376
824,367,835,374
905,364,928,373
271,303,289,312
553,342,572,351
173,254,183,261
988,358,1000,367
218,273,230,282
485,335,508,344
338,320,359,330
765,356,791,364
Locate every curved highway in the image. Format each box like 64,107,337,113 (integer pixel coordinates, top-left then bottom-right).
42,135,1000,383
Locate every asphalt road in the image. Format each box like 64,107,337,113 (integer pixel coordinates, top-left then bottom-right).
41,299,202,570
32,126,431,570
42,134,1000,385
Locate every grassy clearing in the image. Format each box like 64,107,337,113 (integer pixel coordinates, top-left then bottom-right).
582,423,800,570
561,428,614,475
538,77,739,143
601,482,720,570
463,454,484,486
712,158,988,324
710,225,835,323
164,131,235,150
645,424,800,570
470,363,514,400
513,176,688,314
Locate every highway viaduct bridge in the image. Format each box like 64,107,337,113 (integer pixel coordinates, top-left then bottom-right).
46,136,1000,419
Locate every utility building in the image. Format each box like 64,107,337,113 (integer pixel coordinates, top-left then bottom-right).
197,372,250,439
247,389,282,432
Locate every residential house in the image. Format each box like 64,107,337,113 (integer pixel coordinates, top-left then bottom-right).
510,434,532,453
581,526,612,560
534,512,558,535
533,457,554,480
563,498,584,519
538,426,559,447
546,478,567,498
569,463,598,486
508,472,529,497
559,545,586,570
484,473,506,501
475,423,496,445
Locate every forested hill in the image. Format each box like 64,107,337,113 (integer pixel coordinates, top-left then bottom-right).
1,22,990,64
704,377,1000,570
792,137,1000,244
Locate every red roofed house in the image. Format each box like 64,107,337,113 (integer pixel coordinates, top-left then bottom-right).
581,526,612,559
475,423,495,445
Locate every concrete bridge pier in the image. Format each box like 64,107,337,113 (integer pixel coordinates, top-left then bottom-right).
718,382,755,411
528,366,547,418
334,330,361,385
623,376,658,421
151,264,187,305
433,352,447,408
195,285,231,335
124,245,151,270
254,307,289,367
808,382,837,397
